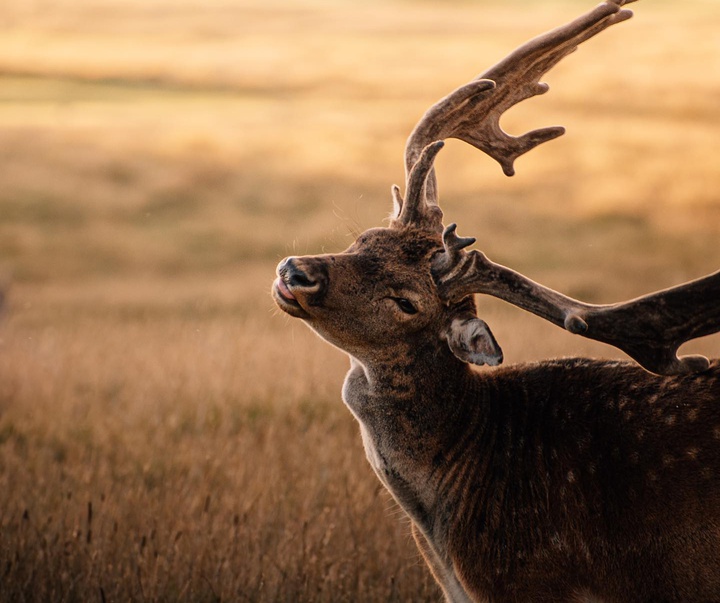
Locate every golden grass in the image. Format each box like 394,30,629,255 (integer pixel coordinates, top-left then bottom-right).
0,0,718,600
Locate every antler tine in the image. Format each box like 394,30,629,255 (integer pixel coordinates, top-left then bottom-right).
433,225,720,376
434,223,476,275
404,0,635,216
396,141,446,231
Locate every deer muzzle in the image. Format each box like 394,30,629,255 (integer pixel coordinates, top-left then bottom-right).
273,256,329,318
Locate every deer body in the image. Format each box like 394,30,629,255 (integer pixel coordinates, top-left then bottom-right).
272,1,720,600
346,349,720,602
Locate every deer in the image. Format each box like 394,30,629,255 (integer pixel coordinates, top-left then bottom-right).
272,1,720,601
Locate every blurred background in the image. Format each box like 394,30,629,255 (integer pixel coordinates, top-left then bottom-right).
0,0,718,600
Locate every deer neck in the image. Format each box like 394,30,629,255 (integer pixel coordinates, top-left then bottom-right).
343,339,472,417
341,340,481,539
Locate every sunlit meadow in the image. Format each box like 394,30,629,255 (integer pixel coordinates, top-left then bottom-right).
0,0,718,600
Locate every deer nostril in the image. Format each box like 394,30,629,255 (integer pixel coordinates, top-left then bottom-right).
288,269,316,288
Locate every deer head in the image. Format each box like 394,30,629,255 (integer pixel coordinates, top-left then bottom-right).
274,223,501,371
273,0,720,377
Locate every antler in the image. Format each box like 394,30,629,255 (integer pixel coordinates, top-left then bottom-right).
393,0,718,375
434,225,720,376
394,0,636,230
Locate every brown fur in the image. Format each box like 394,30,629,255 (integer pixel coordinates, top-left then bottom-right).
273,225,720,602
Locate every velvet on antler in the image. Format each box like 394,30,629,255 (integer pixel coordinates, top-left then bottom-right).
393,0,719,375
394,0,637,233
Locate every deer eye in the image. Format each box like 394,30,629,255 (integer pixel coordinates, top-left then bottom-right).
392,297,418,315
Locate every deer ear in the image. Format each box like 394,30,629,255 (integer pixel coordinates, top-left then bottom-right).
444,317,503,367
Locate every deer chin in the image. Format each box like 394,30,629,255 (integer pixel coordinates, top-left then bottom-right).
272,278,312,319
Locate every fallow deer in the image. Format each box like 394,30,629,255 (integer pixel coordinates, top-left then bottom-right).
272,1,720,601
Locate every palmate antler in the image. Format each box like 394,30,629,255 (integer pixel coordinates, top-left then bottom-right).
394,0,637,231
393,0,720,375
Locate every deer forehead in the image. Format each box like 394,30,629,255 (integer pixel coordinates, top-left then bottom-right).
344,227,443,278
351,226,440,255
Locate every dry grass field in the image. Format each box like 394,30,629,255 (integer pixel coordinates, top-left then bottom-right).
0,0,718,601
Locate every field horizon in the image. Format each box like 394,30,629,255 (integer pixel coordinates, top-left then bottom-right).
0,0,718,600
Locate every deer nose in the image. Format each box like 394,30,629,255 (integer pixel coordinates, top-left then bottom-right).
278,257,325,294
283,258,316,288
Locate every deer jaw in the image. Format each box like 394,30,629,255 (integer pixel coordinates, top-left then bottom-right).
272,225,502,371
